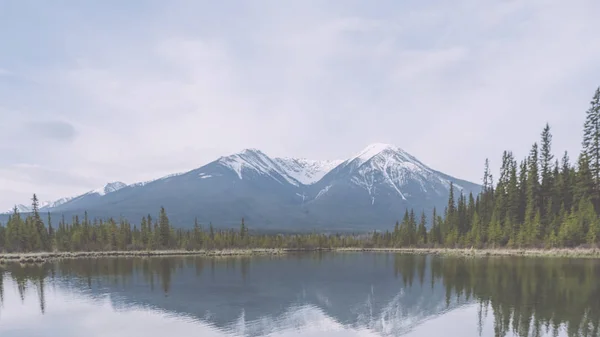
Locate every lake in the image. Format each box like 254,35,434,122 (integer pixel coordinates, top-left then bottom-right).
0,253,599,337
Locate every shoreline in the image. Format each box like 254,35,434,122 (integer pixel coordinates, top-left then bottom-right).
1,247,600,264
334,247,600,258
0,248,289,264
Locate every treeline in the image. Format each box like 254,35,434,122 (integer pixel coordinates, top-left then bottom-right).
2,87,600,252
0,199,366,252
382,87,600,249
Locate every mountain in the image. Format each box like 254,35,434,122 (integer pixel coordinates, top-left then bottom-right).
2,144,480,231
4,182,127,214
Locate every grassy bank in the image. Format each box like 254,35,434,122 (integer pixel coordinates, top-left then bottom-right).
0,248,289,264
335,247,600,258
2,247,600,264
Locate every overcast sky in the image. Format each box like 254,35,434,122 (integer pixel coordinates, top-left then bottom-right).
1,0,600,209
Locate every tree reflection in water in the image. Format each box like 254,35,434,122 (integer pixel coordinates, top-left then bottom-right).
0,254,598,337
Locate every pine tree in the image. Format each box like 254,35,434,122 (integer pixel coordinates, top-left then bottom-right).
445,182,457,239
417,211,427,245
561,152,574,212
31,194,48,251
517,159,528,225
140,216,148,248
47,212,54,250
524,143,541,243
481,158,494,225
408,209,417,246
393,221,400,246
193,217,203,248
400,210,410,246
430,207,441,245
540,123,555,224
159,207,170,248
575,153,594,205
582,87,600,202
506,154,519,241
470,211,482,247
240,218,247,239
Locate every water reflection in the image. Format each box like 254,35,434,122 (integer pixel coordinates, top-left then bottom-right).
0,254,599,337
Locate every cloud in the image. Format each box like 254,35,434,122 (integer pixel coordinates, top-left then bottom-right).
0,0,599,208
25,120,77,142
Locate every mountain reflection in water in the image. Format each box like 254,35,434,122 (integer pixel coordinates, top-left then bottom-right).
0,253,599,337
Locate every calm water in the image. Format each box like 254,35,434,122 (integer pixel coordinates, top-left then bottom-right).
0,253,599,337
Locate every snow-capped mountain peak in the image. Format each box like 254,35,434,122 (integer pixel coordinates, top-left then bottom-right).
90,181,128,196
322,143,464,202
217,148,294,184
347,143,409,165
7,204,33,214
6,200,54,214
216,148,343,186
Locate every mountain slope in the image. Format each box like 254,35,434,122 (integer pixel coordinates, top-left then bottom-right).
296,143,479,228
3,144,480,230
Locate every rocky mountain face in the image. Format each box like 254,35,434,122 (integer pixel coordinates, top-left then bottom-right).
4,144,480,231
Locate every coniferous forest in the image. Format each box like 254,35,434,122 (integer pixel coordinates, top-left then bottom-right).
1,87,600,253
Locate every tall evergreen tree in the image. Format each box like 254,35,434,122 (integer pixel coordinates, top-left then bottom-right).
561,152,574,212
47,212,54,249
417,211,427,245
540,123,555,224
524,143,541,243
582,87,600,199
159,207,170,248
31,194,48,251
575,153,594,206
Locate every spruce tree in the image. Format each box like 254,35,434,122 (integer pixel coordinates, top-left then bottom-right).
430,207,441,245
560,152,574,212
517,159,528,224
506,154,520,241
582,87,600,200
480,158,494,225
194,217,202,248
540,123,555,224
524,143,541,243
470,211,482,247
445,182,457,239
408,209,417,246
31,194,48,251
240,218,247,239
417,211,427,245
159,207,170,248
575,153,594,206
140,216,148,247
47,212,54,250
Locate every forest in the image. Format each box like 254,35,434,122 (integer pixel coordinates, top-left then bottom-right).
1,87,599,253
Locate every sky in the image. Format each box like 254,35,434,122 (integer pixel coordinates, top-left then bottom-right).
1,0,600,210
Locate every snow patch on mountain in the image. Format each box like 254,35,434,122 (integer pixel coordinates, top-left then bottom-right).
90,182,128,196
198,172,222,179
130,171,187,188
7,204,33,213
218,149,295,185
315,185,332,200
218,149,342,186
47,198,69,208
275,158,343,185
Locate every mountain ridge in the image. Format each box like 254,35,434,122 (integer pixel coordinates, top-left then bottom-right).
3,143,480,230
